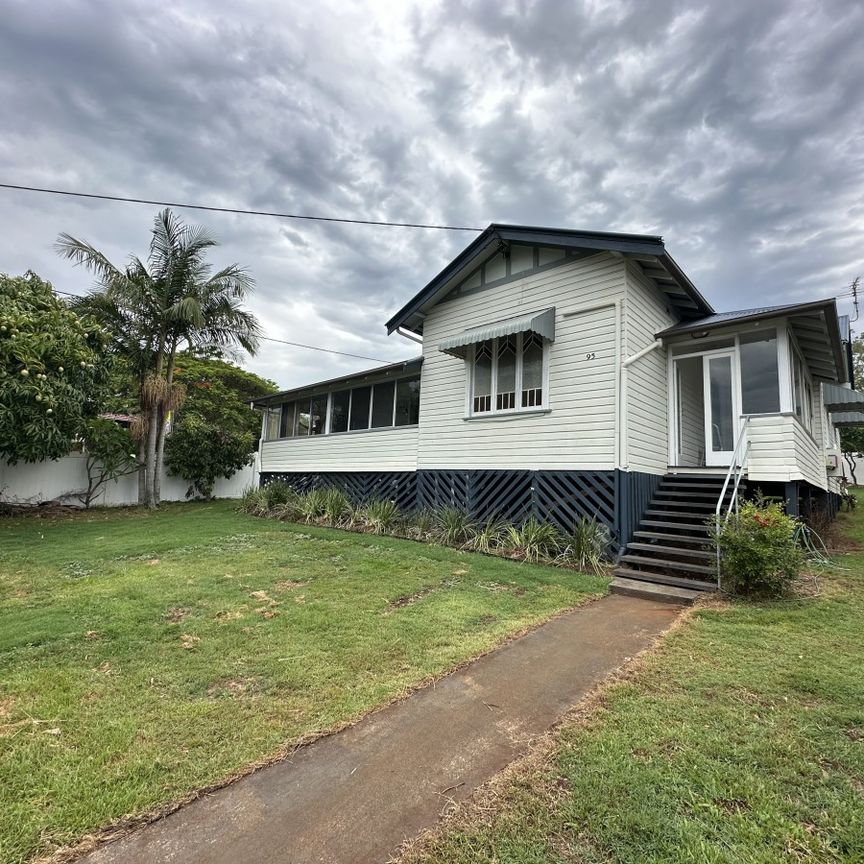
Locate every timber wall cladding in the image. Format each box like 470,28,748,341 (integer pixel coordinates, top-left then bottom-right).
260,469,623,545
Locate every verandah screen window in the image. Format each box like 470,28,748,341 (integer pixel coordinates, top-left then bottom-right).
471,332,545,415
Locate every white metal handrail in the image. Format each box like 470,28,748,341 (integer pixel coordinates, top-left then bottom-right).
714,417,751,588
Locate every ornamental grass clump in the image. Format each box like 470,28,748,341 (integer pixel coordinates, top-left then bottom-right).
559,517,611,574
321,487,351,527
362,499,401,535
715,497,803,597
466,518,508,554
434,506,476,547
262,480,294,511
296,488,328,523
504,516,562,563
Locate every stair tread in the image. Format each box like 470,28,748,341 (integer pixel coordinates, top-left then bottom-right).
625,542,714,559
619,554,716,574
650,499,717,509
612,568,717,592
645,509,717,519
655,490,729,499
639,520,712,532
633,530,713,544
610,577,702,604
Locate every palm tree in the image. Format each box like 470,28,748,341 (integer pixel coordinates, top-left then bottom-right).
57,209,261,508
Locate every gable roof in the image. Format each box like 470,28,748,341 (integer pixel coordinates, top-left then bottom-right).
385,224,714,335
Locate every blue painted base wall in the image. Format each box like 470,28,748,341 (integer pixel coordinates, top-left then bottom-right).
260,467,662,555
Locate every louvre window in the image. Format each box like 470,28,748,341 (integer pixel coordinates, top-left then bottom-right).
470,332,547,416
395,377,421,425
371,381,396,427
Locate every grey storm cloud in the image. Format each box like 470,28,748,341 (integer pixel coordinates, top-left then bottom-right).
0,0,862,388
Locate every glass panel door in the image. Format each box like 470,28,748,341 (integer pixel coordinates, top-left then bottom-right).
703,352,738,466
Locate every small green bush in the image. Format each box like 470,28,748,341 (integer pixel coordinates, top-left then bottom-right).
406,509,436,540
716,498,803,596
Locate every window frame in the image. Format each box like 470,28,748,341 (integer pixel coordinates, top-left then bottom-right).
465,332,549,418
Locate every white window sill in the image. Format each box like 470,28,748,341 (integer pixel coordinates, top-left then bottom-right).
463,408,551,422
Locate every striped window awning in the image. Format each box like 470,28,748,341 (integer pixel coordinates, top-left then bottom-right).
438,308,556,358
824,383,864,413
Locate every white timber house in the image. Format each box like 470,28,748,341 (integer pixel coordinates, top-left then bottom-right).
255,225,860,590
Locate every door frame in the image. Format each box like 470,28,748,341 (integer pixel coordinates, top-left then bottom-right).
668,346,743,468
701,348,741,466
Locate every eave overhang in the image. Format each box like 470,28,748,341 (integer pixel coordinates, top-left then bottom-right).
385,224,713,336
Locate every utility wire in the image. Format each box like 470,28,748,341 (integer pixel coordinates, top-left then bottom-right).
52,288,394,364
0,182,484,232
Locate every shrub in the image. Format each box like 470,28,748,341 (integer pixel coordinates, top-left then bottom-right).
434,506,476,547
362,499,401,535
715,498,803,596
239,485,265,514
558,517,611,574
504,517,562,563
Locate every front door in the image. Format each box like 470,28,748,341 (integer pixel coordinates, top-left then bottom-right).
703,350,738,466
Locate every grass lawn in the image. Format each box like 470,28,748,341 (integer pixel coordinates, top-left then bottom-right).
404,500,864,864
0,500,606,864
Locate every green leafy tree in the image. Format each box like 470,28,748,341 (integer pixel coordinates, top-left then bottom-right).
840,328,864,483
0,272,110,464
76,417,139,508
165,353,276,498
56,209,261,508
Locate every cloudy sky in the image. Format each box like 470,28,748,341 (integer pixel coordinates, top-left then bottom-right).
1,0,862,388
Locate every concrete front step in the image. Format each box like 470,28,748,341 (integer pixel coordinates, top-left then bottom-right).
612,567,717,592
610,576,705,605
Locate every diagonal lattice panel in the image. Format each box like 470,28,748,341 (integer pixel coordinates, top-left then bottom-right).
469,470,533,524
533,471,616,536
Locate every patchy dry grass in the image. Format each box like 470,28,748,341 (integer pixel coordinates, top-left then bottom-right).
401,498,864,864
0,500,605,864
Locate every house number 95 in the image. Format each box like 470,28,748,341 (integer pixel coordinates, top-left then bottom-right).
585,352,596,360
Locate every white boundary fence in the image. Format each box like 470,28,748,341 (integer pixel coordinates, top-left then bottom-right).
0,453,259,507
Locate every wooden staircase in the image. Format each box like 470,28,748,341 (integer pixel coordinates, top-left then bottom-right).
613,474,742,594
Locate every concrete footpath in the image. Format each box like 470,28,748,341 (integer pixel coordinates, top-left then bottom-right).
83,594,679,864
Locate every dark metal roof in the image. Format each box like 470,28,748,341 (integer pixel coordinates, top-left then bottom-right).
253,356,422,407
657,298,848,384
656,301,838,336
385,224,714,335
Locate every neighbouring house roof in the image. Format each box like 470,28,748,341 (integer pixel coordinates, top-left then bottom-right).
438,308,555,358
657,298,849,384
823,383,864,412
99,412,136,424
252,356,423,408
385,224,714,336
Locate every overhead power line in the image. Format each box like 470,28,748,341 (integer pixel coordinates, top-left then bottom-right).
0,182,484,232
52,288,393,363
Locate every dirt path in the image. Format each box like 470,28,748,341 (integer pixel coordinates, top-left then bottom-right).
81,594,679,864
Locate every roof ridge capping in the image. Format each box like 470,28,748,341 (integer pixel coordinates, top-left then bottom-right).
385,223,713,335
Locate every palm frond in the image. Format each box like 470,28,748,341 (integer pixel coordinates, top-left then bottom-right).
54,234,124,289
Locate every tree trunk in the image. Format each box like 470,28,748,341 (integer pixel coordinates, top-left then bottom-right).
153,346,178,505
145,342,166,509
845,452,858,485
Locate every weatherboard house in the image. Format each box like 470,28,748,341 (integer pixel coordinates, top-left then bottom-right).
255,225,862,589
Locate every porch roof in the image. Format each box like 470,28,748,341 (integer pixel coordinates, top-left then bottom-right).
252,356,423,408
656,299,849,384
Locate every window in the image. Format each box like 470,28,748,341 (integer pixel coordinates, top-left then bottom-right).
496,335,517,410
739,329,779,414
330,389,350,433
279,401,297,438
349,386,371,431
470,332,547,416
308,397,326,435
371,381,396,427
792,350,812,431
395,377,420,425
472,341,493,413
265,407,281,440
